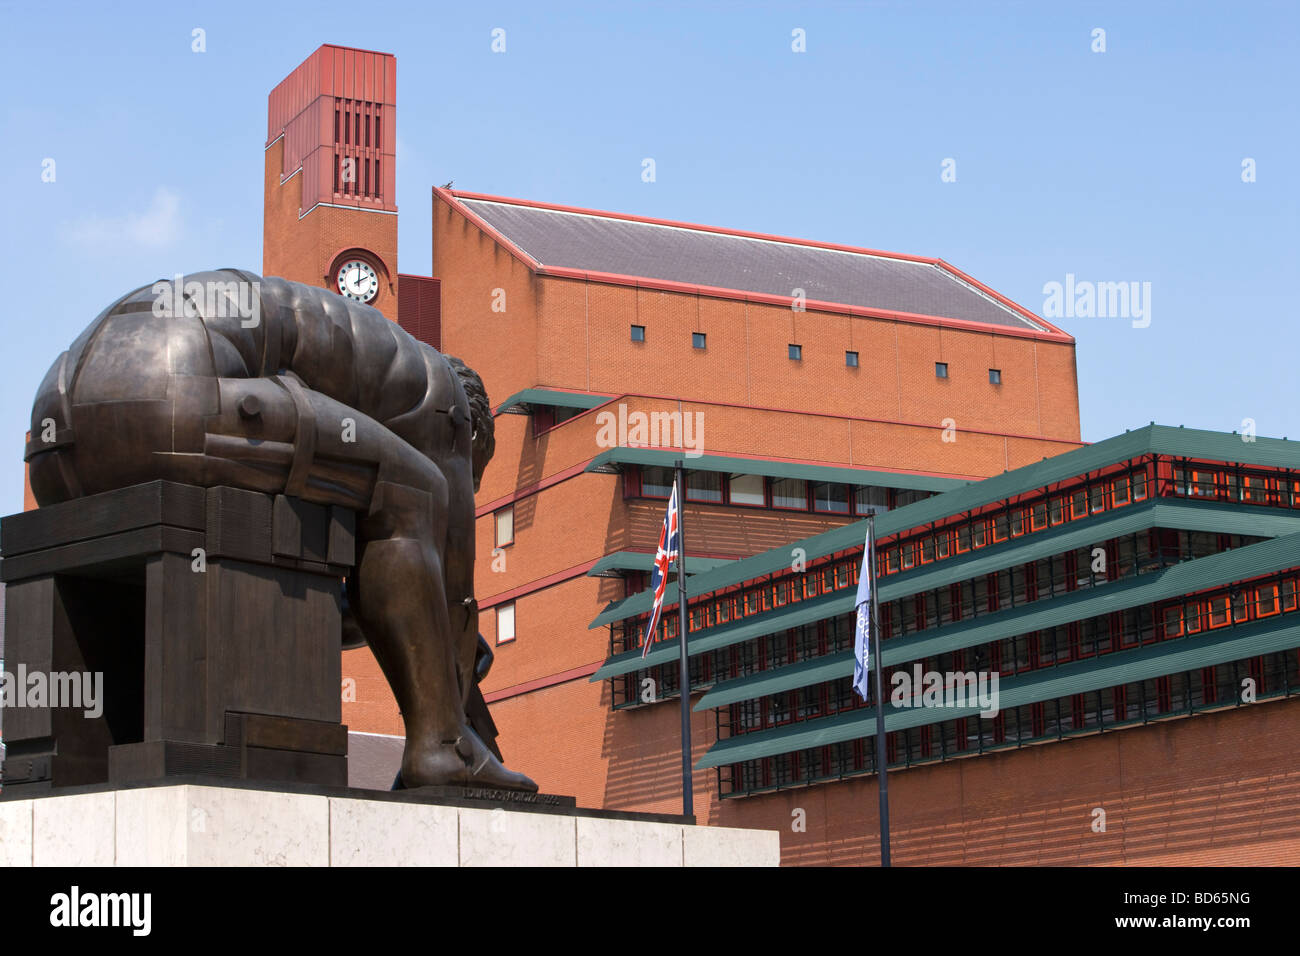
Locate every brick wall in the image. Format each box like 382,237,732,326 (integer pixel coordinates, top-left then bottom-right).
263,137,399,320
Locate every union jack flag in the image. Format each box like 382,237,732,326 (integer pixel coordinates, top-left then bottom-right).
642,480,682,658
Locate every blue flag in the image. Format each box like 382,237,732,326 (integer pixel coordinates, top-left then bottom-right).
852,530,872,700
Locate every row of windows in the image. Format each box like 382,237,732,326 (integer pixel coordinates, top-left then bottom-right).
631,465,931,515
879,466,1150,577
625,519,1213,663
1170,465,1300,508
717,567,1299,741
620,526,1290,722
629,326,1005,380
623,457,1293,655
934,362,1001,384
720,648,1300,797
879,530,1257,641
622,556,864,659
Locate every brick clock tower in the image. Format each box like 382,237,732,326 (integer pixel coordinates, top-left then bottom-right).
264,44,422,327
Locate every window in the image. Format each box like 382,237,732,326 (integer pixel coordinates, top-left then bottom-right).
989,369,1002,385
1256,583,1280,617
1071,489,1088,519
496,602,516,644
1113,475,1130,505
729,474,765,507
1133,471,1148,500
846,351,859,367
494,506,514,548
935,362,949,379
641,465,673,498
1208,595,1230,628
685,470,723,503
692,332,707,349
1163,605,1183,638
788,344,802,360
771,477,808,510
630,324,645,342
812,482,849,514
855,486,889,515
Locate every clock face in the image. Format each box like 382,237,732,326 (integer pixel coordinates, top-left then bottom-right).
336,259,379,303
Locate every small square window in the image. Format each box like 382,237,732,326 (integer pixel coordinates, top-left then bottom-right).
846,351,859,367
496,602,516,644
692,332,707,349
630,324,645,342
788,344,802,360
936,362,949,379
494,505,514,548
989,368,1002,385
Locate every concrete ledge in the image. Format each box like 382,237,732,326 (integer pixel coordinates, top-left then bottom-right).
0,784,779,867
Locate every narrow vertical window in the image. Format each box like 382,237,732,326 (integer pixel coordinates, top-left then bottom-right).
496,602,516,644
495,505,514,547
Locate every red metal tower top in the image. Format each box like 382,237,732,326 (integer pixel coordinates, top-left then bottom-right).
266,44,397,215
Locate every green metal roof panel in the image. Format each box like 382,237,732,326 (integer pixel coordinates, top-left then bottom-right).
494,388,614,415
589,425,1300,630
696,611,1300,768
694,530,1300,711
582,447,964,493
586,551,736,578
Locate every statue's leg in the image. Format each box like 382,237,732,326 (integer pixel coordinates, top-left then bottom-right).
203,378,536,791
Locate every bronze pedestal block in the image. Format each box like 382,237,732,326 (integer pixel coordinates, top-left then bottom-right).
0,480,352,793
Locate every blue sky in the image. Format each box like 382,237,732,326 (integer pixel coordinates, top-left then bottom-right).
1,0,1296,513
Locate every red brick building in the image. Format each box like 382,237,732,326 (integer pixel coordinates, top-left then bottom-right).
255,44,1300,867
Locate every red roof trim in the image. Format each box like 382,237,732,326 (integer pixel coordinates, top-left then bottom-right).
435,188,1073,345
936,258,1072,339
483,661,603,704
434,186,541,272
479,559,596,609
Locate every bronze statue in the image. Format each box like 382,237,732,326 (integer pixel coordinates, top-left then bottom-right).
26,269,537,792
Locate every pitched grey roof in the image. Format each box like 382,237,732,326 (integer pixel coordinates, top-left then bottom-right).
458,197,1046,331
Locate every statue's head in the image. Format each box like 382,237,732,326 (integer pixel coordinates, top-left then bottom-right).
446,355,495,492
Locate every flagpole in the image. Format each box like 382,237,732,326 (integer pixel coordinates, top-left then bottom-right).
868,513,891,866
674,460,693,818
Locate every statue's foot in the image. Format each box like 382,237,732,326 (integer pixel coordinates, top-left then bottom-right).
399,728,539,793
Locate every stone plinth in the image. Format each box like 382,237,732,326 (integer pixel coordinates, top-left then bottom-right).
0,781,780,867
